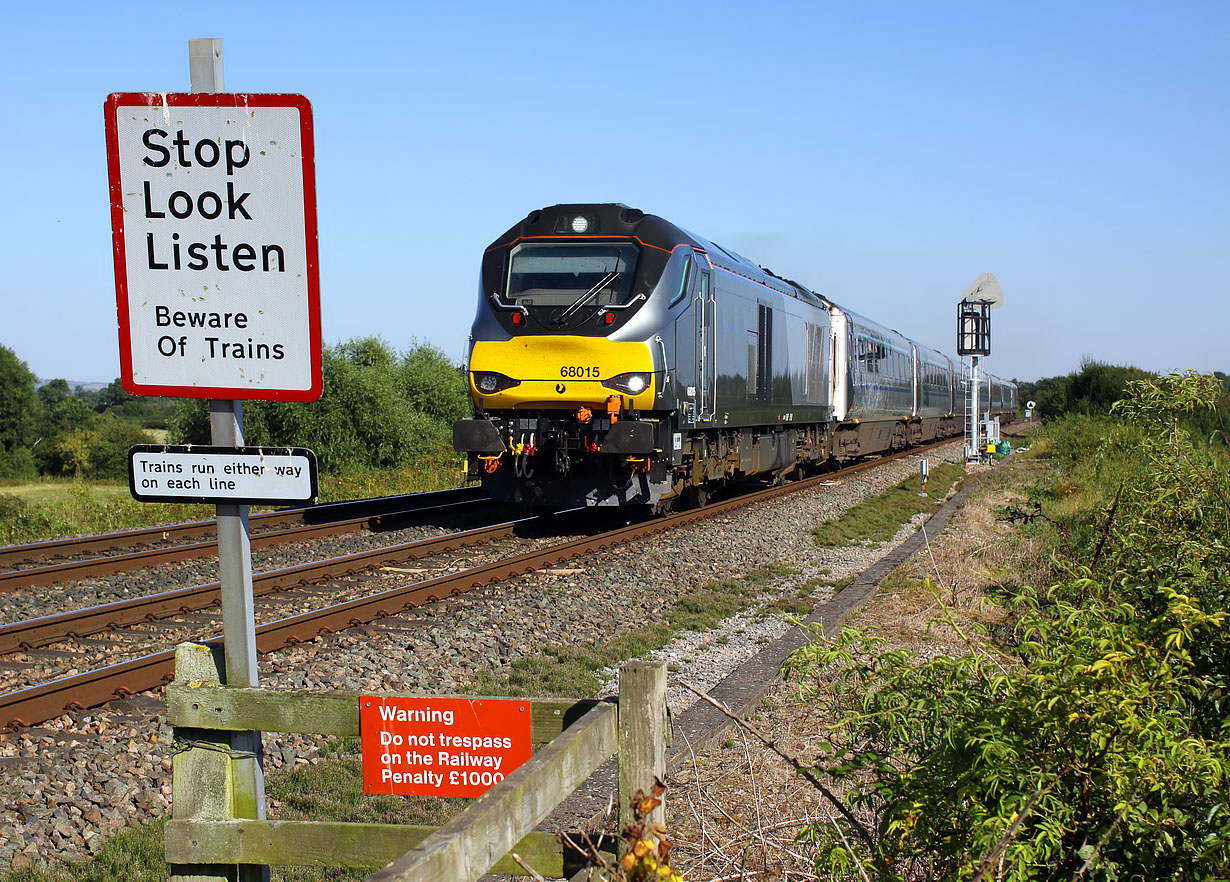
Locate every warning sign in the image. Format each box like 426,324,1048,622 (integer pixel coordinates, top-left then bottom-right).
128,445,317,505
104,92,321,401
360,696,532,797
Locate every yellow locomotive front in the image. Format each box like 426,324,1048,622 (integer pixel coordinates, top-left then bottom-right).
454,205,684,507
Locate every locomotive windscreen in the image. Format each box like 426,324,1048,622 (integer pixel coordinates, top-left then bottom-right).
507,243,640,307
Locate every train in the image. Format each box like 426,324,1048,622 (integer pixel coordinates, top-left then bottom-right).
452,204,1016,510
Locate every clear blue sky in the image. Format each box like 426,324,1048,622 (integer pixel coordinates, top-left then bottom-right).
3,0,1227,385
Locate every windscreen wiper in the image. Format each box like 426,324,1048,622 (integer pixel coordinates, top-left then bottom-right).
558,271,620,320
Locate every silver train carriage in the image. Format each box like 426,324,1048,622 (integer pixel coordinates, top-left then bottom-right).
452,204,1014,509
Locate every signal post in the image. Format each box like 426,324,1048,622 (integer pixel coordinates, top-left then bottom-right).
957,274,1003,464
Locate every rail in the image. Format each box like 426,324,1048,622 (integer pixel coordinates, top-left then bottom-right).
0,486,486,573
0,439,955,730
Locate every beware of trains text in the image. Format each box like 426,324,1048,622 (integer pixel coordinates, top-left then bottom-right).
105,93,321,401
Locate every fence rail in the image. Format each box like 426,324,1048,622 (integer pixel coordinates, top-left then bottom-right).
166,642,667,882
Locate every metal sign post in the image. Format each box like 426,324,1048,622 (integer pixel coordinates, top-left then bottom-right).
193,40,268,882
108,38,320,882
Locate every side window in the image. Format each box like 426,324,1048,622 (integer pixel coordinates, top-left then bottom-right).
669,255,694,307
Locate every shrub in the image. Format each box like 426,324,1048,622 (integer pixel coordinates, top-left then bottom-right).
86,420,155,480
0,446,36,479
786,371,1230,879
0,493,24,521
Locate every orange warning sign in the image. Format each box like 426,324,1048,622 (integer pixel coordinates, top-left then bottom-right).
360,696,532,797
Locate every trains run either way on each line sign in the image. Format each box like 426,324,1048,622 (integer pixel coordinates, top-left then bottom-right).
453,203,1016,511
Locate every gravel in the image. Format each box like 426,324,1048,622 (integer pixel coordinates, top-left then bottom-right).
0,443,963,868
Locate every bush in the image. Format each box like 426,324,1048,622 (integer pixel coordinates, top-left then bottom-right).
400,341,470,426
785,372,1230,879
34,430,91,477
0,493,24,521
87,420,155,480
167,337,466,474
0,446,36,479
1030,413,1118,466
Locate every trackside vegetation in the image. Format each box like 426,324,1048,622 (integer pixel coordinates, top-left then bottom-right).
165,337,470,472
784,371,1230,880
810,461,966,548
0,338,470,544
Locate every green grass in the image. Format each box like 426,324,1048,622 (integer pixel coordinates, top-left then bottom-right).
2,820,166,882
466,562,801,699
811,461,966,548
0,447,466,546
267,755,469,882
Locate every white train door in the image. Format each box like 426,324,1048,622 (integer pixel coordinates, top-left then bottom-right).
829,307,849,421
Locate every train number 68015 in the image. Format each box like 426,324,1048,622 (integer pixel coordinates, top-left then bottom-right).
560,366,600,378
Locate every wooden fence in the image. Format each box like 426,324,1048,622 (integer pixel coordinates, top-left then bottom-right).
164,642,668,882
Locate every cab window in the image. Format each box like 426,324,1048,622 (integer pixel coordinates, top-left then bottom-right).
669,254,694,307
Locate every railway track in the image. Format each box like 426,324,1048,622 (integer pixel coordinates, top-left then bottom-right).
0,486,487,590
0,441,953,729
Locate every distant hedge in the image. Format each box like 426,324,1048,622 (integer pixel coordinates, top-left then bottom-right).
167,338,470,473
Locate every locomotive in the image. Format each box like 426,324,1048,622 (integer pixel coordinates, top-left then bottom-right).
452,204,1016,510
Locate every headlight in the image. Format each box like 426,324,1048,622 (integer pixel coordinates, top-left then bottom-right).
602,372,651,395
473,371,520,394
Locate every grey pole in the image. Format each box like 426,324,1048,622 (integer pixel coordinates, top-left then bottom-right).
189,37,268,882
970,353,981,462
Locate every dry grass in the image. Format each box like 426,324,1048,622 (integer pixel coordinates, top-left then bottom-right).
667,692,845,881
664,455,1056,881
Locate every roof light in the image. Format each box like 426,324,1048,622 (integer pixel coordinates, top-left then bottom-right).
571,215,590,233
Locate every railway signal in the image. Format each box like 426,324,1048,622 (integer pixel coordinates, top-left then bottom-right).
957,274,1004,464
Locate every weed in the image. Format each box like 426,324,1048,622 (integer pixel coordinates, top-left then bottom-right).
466,565,790,699
811,462,965,548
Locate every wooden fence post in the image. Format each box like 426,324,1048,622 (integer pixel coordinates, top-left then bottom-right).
168,642,249,882
618,660,668,836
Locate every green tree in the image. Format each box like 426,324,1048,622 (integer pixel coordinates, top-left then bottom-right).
1023,359,1154,420
399,341,470,425
37,431,92,477
37,378,96,433
99,378,136,411
0,345,39,453
86,420,156,479
167,337,465,473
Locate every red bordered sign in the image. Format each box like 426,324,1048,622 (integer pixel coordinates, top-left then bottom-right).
105,93,321,401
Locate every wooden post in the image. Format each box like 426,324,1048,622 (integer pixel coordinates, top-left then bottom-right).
618,661,669,835
169,642,238,882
